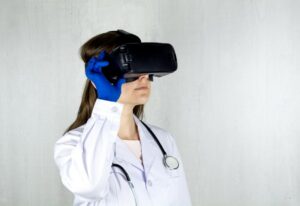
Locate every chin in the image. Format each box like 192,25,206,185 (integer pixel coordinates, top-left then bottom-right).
129,97,149,106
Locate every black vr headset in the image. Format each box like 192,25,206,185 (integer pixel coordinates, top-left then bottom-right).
101,29,178,84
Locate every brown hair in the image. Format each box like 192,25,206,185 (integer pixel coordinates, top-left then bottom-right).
63,30,145,135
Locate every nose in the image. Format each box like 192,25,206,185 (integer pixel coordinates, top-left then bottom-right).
138,74,153,82
138,74,149,81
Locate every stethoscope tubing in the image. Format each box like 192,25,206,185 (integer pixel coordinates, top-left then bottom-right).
140,120,167,156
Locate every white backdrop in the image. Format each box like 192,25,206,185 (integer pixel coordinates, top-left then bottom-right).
1,0,299,205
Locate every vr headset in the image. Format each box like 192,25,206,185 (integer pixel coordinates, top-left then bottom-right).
102,29,178,84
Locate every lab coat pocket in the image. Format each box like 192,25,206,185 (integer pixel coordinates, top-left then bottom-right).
165,167,181,178
158,166,181,204
162,165,182,191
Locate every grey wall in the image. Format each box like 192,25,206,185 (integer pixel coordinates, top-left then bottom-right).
1,0,299,205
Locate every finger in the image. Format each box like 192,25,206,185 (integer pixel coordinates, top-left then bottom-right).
96,50,106,60
116,77,126,89
93,61,109,73
85,57,97,75
95,61,109,67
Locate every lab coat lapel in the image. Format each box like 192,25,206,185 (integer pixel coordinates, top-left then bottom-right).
133,114,160,178
114,114,160,177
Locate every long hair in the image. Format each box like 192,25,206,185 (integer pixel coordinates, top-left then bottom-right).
63,30,145,135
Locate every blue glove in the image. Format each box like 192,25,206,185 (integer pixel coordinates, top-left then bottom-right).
85,51,126,102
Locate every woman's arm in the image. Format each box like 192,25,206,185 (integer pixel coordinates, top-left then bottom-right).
53,99,123,201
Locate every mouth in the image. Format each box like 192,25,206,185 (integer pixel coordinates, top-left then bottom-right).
135,86,148,90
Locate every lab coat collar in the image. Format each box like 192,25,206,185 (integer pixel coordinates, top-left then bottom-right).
114,114,160,177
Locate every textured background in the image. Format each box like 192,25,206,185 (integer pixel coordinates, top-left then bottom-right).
1,0,299,205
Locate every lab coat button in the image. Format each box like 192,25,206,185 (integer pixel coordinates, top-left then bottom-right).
147,180,152,186
111,106,118,112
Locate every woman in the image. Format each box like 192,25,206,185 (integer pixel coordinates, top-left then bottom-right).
53,30,192,206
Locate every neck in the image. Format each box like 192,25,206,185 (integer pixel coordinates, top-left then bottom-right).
118,104,140,140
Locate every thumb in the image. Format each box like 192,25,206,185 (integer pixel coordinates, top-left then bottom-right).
116,77,126,89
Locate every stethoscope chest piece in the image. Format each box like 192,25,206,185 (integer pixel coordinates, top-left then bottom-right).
163,155,179,170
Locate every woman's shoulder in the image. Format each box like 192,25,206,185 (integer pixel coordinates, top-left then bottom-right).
141,121,177,150
56,124,86,145
144,122,168,133
61,123,86,138
66,124,86,136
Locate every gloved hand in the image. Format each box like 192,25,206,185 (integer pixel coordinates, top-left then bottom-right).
85,50,126,102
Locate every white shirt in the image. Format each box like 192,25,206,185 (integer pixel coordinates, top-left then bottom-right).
122,140,142,163
53,99,192,206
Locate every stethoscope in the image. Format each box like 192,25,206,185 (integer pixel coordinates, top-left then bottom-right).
111,120,179,206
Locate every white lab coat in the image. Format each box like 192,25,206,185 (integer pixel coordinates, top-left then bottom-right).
53,99,192,206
